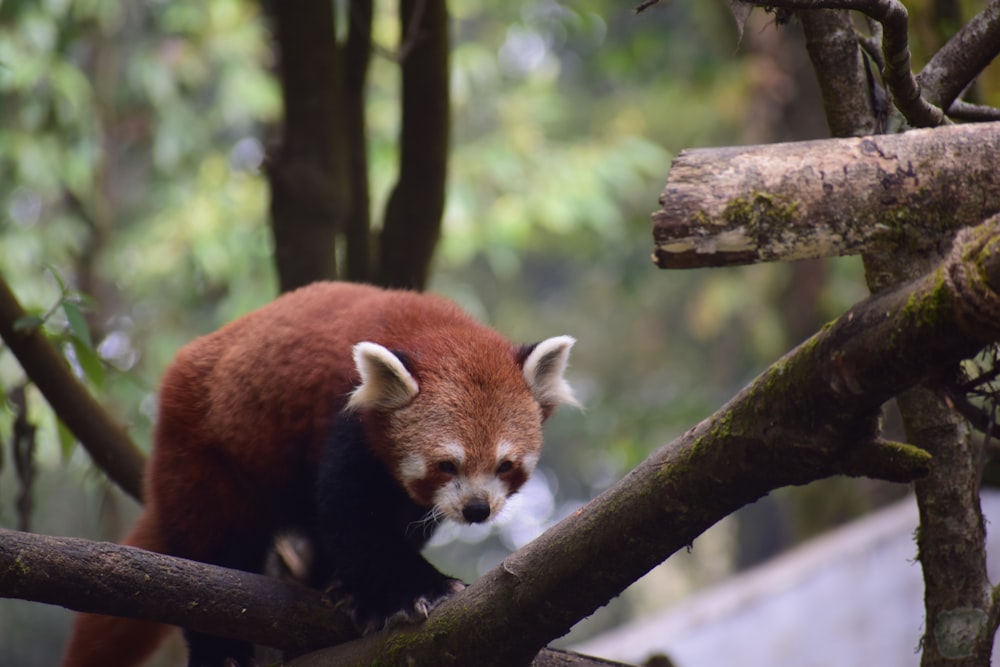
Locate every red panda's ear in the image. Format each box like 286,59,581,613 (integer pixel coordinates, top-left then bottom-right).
346,342,419,411
521,335,580,415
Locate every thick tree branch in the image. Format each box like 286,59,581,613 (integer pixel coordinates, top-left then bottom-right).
792,7,1000,663
918,0,1000,111
307,218,1000,666
652,121,1000,268
800,9,880,137
0,529,624,667
6,220,1000,664
908,389,997,664
0,275,144,501
0,528,353,654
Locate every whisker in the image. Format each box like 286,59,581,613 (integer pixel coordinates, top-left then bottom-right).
406,507,444,539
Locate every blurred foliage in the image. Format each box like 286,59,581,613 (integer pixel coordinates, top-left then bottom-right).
0,0,280,455
3,0,980,662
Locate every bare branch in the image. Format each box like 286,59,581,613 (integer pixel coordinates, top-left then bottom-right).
344,0,374,282
908,385,997,664
947,100,1000,123
738,0,948,127
800,9,881,137
0,527,353,654
652,122,1000,269
918,0,1000,111
0,529,626,667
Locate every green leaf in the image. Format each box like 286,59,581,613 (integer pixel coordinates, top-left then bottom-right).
70,336,105,390
56,418,77,461
44,264,69,295
62,300,93,349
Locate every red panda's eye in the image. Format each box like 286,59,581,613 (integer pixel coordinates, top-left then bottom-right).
497,460,514,474
438,461,458,475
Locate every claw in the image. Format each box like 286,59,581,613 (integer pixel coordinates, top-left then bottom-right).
328,576,466,634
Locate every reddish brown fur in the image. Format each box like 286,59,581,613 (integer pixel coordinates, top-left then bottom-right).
366,329,543,501
62,282,546,667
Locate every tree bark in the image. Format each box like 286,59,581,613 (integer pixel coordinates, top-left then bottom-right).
918,0,1000,110
344,0,374,283
651,121,1000,268
738,0,947,126
0,528,352,655
267,0,348,292
10,218,999,665
0,529,625,667
378,0,450,290
360,219,997,667
0,275,144,501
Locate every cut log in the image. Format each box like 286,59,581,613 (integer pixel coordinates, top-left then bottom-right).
652,121,1000,268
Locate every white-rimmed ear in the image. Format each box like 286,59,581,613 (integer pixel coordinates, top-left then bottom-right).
522,335,580,413
346,342,419,411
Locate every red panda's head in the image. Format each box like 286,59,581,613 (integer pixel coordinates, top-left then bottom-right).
346,335,578,525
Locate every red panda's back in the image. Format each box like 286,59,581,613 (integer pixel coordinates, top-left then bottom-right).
148,282,510,512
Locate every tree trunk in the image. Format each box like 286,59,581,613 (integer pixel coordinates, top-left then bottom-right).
267,0,348,292
378,0,451,290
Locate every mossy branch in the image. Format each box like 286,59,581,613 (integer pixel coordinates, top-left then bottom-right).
296,216,1000,666
6,218,1000,664
652,122,1000,269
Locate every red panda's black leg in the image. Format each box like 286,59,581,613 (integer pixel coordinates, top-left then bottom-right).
184,633,255,667
179,536,270,666
153,478,273,666
316,413,464,634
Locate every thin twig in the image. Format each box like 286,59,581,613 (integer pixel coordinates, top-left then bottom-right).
947,100,1000,123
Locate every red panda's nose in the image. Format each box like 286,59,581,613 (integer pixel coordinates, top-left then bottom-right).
462,499,491,524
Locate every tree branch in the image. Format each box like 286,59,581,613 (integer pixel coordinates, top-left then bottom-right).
946,100,1000,123
0,528,353,654
651,121,1000,268
0,529,625,667
917,0,1000,111
0,274,144,501
800,9,880,137
6,219,1000,664
737,0,948,127
306,218,1000,666
908,388,997,664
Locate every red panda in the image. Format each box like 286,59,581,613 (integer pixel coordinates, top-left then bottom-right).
62,281,577,667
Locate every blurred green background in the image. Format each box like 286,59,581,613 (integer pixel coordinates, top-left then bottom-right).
2,0,997,664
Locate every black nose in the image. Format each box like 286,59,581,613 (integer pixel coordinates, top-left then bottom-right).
462,500,491,524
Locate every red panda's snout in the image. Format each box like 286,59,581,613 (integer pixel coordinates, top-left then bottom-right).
398,442,541,525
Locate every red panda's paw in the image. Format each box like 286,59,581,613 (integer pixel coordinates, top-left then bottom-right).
327,577,466,635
